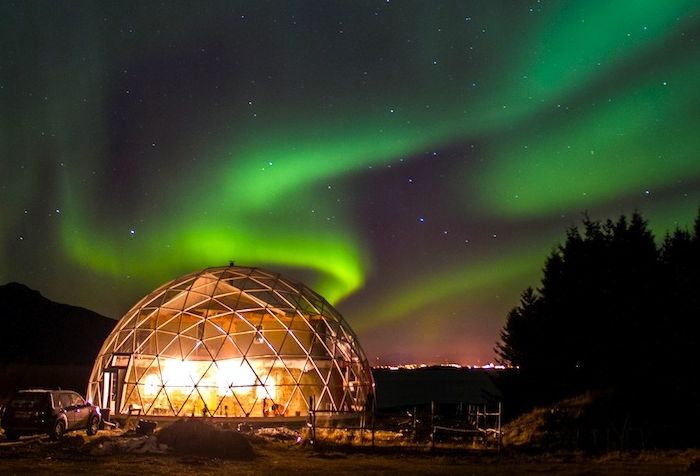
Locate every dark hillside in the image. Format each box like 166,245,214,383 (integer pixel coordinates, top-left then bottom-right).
0,282,116,399
0,282,115,365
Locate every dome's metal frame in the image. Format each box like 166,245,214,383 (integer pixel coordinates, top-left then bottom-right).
87,266,374,419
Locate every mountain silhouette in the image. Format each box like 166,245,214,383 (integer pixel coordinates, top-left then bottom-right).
0,282,116,365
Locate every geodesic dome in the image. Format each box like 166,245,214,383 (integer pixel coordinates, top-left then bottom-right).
87,266,374,418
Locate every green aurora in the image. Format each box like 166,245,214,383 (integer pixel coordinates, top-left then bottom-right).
2,1,699,363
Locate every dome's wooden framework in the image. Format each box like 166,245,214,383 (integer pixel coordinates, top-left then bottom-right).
88,266,374,418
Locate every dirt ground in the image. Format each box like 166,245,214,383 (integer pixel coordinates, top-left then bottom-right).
1,430,699,475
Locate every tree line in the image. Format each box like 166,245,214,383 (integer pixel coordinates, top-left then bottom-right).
496,208,699,441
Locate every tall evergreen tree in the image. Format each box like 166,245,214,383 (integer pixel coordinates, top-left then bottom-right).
497,209,696,393
496,287,542,369
496,207,700,445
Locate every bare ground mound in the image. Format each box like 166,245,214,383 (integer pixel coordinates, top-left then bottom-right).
156,419,255,460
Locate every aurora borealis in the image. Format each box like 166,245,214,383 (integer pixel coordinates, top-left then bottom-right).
2,1,699,365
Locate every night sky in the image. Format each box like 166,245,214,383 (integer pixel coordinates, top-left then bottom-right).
2,1,699,365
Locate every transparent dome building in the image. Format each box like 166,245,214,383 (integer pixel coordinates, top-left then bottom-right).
88,266,374,419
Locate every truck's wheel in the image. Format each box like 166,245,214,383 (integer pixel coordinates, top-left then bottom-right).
50,419,65,440
86,415,99,436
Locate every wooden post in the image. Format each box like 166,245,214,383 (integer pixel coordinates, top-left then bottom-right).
497,401,502,454
309,395,316,446
360,412,365,444
620,413,629,453
430,401,435,451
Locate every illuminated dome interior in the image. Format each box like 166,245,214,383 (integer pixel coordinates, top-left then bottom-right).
88,266,374,418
